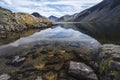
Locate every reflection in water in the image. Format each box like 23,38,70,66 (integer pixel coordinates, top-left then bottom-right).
0,22,120,46
0,25,100,55
0,25,97,47
65,23,120,45
0,29,40,46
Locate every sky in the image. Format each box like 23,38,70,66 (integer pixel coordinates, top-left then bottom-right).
0,0,103,17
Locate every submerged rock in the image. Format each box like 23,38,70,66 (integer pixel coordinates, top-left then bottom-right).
68,61,98,80
43,71,58,80
8,56,26,67
74,41,101,62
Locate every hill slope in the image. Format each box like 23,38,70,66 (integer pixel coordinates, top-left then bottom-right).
74,0,120,22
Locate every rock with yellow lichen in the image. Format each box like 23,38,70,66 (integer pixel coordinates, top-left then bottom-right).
0,7,53,32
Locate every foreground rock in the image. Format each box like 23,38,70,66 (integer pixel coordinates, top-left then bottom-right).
0,74,11,80
68,61,98,80
98,44,120,80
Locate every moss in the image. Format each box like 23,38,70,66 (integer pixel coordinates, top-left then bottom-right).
112,71,120,80
43,71,58,80
34,63,45,70
19,19,26,25
98,54,113,79
18,14,37,27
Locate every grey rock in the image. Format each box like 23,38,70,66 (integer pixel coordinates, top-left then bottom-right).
100,44,120,61
0,74,11,80
110,60,120,71
68,61,98,80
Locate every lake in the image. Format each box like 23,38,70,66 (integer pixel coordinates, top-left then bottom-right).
0,23,120,80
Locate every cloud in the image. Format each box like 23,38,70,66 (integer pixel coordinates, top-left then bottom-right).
0,0,103,17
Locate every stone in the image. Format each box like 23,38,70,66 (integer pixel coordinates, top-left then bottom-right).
68,61,98,80
35,76,43,80
0,74,11,80
11,56,26,66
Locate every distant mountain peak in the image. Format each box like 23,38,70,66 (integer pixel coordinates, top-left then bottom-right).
32,12,43,18
48,15,58,22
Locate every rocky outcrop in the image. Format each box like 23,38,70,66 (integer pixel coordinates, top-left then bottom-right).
74,0,120,22
15,13,52,28
0,7,53,32
0,7,23,32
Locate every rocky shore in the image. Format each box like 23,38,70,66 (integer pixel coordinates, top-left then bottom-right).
0,42,119,80
0,7,53,32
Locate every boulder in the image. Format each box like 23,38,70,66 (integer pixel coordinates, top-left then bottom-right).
68,61,98,80
0,74,11,80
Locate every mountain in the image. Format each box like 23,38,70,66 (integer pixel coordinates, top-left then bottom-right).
73,0,120,22
48,15,58,22
0,7,52,32
58,13,78,22
32,12,43,18
58,15,72,22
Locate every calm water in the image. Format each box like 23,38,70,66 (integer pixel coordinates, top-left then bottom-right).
74,23,120,44
0,23,100,55
0,23,120,47
0,23,119,79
